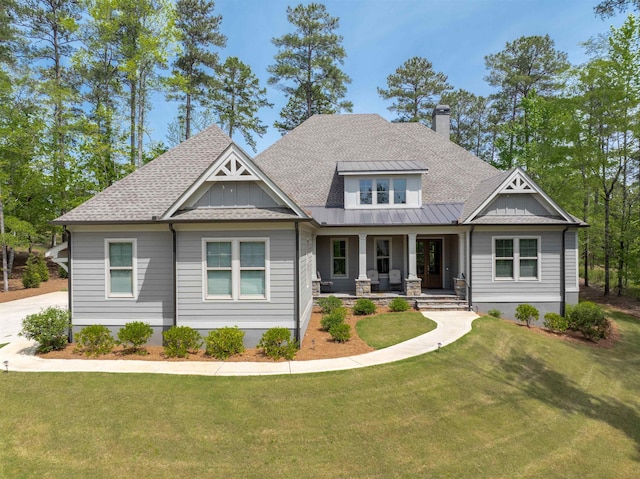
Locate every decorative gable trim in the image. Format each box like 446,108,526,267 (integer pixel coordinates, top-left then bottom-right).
161,143,310,220
463,168,575,224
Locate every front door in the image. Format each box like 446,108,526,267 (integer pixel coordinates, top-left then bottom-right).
416,239,443,289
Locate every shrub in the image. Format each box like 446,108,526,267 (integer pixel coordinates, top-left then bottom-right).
205,327,245,359
117,321,153,354
487,309,502,318
543,312,568,333
353,298,376,316
163,326,203,358
388,297,410,312
22,254,41,289
320,307,347,331
20,306,70,353
58,266,68,279
329,323,351,342
36,254,49,282
257,327,298,360
566,302,610,341
515,303,539,328
317,295,343,314
74,325,114,356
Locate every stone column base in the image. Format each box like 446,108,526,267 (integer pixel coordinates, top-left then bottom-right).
312,279,321,297
355,278,371,296
404,278,421,296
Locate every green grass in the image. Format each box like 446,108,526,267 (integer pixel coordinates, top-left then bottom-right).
356,311,437,349
2,310,640,478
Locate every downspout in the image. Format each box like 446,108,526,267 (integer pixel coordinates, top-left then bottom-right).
169,223,177,327
560,226,569,317
294,221,301,345
468,226,474,311
66,227,72,342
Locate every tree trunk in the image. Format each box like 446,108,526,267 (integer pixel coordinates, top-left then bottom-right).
0,188,8,292
185,92,191,139
129,80,137,166
604,193,611,296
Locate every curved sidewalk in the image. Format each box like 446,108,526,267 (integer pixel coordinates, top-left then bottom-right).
1,293,479,376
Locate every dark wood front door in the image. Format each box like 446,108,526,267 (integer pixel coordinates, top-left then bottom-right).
416,239,443,289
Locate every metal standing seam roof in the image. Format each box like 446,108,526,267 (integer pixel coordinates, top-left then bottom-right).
336,160,428,174
307,203,463,226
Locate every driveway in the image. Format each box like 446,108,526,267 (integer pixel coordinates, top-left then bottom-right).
0,292,68,343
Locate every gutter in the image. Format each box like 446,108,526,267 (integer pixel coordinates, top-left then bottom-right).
560,226,569,317
294,221,301,344
169,223,177,327
66,227,72,342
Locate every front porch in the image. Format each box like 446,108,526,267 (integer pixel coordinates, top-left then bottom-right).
314,289,469,311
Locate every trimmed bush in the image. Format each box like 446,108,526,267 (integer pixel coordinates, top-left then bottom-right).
487,309,502,319
566,302,610,341
353,298,376,316
257,327,298,360
36,254,49,282
205,327,245,359
329,323,351,342
20,306,70,353
317,295,343,314
320,307,348,331
117,321,153,354
543,313,568,333
74,325,115,356
58,266,68,279
22,254,41,288
163,326,203,358
515,304,539,328
388,297,410,312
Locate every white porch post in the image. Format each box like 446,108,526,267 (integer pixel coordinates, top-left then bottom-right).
311,234,318,280
407,233,418,280
458,232,465,278
358,233,368,279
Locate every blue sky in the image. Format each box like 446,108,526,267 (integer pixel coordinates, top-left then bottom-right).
151,0,628,154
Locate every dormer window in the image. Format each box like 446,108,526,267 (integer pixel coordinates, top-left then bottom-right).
358,178,406,206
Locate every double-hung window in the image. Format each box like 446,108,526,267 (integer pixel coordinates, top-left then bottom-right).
204,238,269,300
494,237,539,281
106,239,136,298
331,238,347,277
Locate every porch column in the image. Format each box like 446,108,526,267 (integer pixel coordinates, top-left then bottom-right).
407,233,418,280
355,233,371,296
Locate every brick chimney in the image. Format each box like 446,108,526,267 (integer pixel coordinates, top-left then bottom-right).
431,104,450,138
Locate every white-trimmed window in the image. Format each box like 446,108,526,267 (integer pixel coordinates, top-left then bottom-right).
393,178,407,204
358,178,407,206
376,238,391,274
331,238,348,278
106,239,136,298
494,237,540,281
203,238,269,300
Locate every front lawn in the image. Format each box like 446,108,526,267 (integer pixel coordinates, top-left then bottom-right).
356,311,437,348
2,309,640,478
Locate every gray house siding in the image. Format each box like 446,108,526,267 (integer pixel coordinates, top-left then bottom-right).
194,181,280,208
479,193,552,217
471,228,577,320
175,228,296,347
70,229,174,343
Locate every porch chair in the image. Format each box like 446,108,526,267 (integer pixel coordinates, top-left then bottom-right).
389,269,402,291
317,271,333,293
367,270,380,292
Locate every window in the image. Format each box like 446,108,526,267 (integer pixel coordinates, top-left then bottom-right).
204,238,269,300
376,238,391,274
358,178,408,206
376,179,389,204
393,178,406,204
494,237,539,281
331,238,347,277
106,239,136,298
359,179,372,205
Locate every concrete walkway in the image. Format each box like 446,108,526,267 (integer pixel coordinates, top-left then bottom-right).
1,293,479,376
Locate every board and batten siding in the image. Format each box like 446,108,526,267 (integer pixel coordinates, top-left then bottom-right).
298,228,314,338
176,229,295,333
193,181,280,208
479,193,551,217
71,230,174,326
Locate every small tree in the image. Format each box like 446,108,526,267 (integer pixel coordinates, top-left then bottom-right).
36,254,49,282
515,304,539,328
22,254,41,288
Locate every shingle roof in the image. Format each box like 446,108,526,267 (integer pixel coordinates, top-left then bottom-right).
170,207,300,222
54,125,233,224
460,170,512,222
254,114,499,209
308,203,463,226
470,215,569,225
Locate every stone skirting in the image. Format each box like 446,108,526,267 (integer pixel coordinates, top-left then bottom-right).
404,278,421,297
355,278,371,296
312,279,321,297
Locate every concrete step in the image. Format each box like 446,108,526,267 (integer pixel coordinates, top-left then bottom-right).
415,298,469,311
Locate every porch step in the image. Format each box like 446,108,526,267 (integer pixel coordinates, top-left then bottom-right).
415,297,469,311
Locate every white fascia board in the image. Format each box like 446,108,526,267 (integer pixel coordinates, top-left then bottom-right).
162,143,309,221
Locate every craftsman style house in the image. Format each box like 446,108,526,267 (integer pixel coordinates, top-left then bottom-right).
51,108,582,346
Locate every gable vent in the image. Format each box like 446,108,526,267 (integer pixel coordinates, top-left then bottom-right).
207,153,257,181
501,175,534,193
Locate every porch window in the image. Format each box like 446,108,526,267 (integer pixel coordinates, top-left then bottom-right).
393,178,406,204
106,239,136,298
494,237,540,281
331,238,347,277
376,238,391,274
204,238,269,300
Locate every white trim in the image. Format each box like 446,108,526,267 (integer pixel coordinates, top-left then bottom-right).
474,294,561,302
104,238,138,300
330,237,348,279
338,170,427,176
202,237,270,302
374,237,392,277
45,241,69,273
492,236,541,282
356,177,414,207
574,232,579,290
